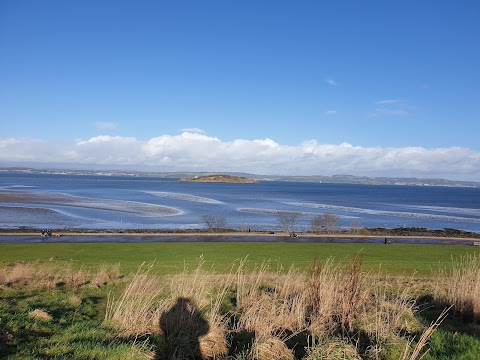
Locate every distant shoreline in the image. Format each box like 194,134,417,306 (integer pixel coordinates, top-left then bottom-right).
1,168,479,187
180,174,259,183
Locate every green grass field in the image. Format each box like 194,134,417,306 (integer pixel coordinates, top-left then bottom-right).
1,241,480,359
1,242,479,275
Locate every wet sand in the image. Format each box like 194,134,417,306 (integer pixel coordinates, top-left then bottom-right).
0,190,180,215
1,190,479,244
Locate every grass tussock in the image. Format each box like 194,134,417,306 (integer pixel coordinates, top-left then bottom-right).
28,308,53,322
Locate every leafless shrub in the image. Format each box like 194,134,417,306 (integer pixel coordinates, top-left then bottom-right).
275,211,302,233
348,220,363,234
237,222,251,232
201,214,227,233
311,213,339,234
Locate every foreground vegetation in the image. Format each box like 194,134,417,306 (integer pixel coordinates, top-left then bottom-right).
0,244,479,359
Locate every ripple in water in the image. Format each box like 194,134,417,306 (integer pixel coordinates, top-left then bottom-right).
146,191,223,204
283,201,480,224
1,190,183,217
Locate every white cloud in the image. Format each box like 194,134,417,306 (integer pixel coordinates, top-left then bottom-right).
370,108,409,117
371,99,410,117
180,128,206,134
325,79,337,86
1,134,479,180
375,99,402,105
94,122,119,130
325,110,337,116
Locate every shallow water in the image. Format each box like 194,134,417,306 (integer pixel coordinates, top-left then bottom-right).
1,173,480,233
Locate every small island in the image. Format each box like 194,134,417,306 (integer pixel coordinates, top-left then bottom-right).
180,174,259,183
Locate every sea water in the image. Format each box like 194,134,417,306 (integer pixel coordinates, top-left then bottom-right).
0,173,479,233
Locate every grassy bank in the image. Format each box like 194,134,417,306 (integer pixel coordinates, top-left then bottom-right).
0,242,479,275
1,243,479,359
1,253,480,359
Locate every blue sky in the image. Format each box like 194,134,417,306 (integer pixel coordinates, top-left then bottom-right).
1,1,479,180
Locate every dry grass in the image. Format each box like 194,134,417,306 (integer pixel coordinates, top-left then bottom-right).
199,319,229,359
306,256,369,337
400,306,451,360
2,256,457,359
432,253,480,322
103,257,449,359
250,335,295,360
28,308,53,322
1,261,38,286
4,250,476,359
304,338,361,360
105,262,167,336
0,261,122,290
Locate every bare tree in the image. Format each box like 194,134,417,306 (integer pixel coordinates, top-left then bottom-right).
276,211,302,233
237,222,250,233
311,214,325,234
201,214,227,233
348,220,362,234
311,213,339,234
324,213,339,234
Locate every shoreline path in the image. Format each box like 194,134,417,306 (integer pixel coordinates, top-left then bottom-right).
0,231,479,243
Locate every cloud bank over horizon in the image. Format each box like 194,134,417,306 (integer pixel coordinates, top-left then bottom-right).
1,132,479,181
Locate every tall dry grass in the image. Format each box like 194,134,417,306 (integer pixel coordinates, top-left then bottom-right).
105,262,167,336
104,257,448,359
306,256,367,337
433,253,480,322
400,306,451,360
104,259,232,358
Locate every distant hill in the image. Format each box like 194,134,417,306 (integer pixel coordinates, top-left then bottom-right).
180,174,259,183
0,167,478,188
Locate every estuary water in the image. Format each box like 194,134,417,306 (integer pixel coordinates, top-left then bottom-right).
1,173,479,233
